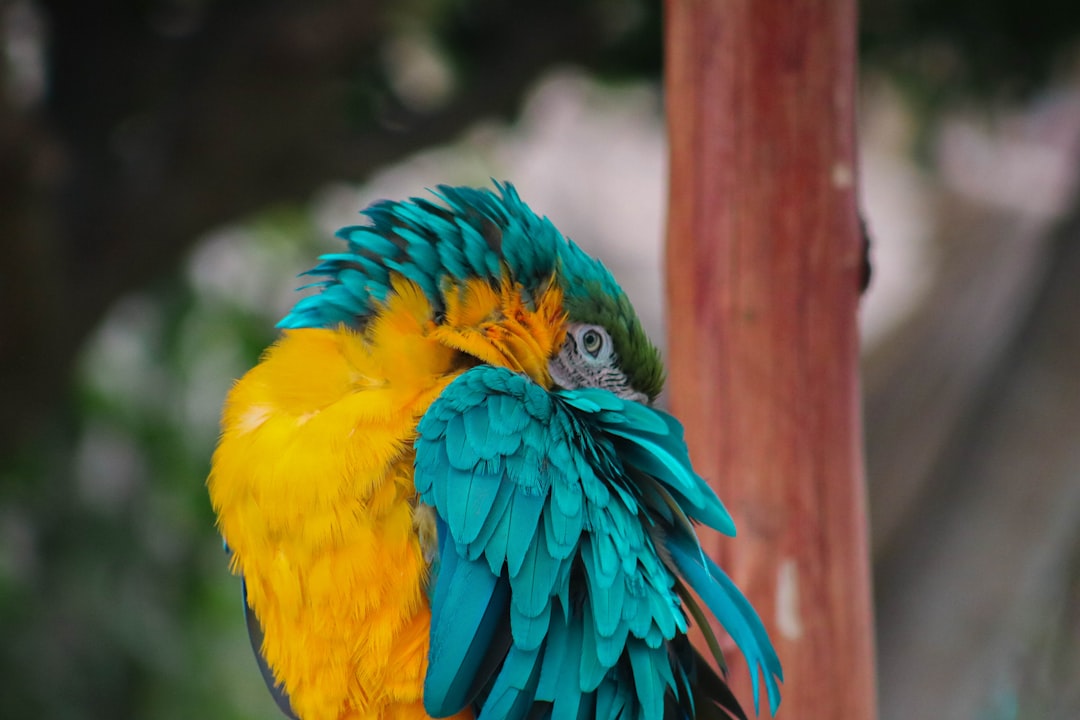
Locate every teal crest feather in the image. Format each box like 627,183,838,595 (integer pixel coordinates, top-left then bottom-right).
279,182,622,328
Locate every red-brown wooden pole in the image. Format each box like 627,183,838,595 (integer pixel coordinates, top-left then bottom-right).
664,2,876,718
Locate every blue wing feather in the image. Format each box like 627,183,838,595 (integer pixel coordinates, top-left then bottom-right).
416,366,781,719
477,646,544,720
424,521,513,717
666,535,783,716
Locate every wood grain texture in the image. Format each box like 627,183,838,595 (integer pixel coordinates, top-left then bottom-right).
663,1,877,717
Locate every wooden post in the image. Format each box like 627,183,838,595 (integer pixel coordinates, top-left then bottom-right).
664,1,877,718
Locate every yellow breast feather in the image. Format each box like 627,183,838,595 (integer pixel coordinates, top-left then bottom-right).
208,275,564,720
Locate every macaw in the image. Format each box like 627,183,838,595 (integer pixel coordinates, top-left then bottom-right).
208,182,782,720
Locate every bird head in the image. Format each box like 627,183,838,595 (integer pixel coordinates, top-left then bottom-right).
279,182,665,403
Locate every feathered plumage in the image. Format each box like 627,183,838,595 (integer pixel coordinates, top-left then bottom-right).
208,182,782,720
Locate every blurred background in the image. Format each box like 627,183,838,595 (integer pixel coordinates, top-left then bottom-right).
1,1,1078,718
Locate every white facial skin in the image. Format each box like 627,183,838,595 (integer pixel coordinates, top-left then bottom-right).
548,323,648,403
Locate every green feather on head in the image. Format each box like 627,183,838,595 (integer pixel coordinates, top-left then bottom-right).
561,282,665,402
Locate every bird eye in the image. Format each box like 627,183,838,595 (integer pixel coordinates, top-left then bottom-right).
581,328,604,358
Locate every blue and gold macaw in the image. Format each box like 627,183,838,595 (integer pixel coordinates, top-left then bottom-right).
209,183,782,720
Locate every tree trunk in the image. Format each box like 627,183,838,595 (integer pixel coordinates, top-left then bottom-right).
664,1,876,717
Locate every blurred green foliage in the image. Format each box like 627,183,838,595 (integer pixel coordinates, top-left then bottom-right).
1,209,322,718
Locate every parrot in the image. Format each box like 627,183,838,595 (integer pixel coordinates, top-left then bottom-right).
208,182,782,720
